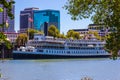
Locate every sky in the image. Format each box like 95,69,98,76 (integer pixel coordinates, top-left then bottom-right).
14,0,93,34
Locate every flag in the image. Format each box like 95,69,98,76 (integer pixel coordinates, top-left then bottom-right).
28,17,33,22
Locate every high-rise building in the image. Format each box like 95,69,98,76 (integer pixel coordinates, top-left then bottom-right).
34,9,60,35
0,0,15,32
20,7,39,33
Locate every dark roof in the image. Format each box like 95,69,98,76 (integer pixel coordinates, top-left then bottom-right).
24,7,39,11
34,9,60,13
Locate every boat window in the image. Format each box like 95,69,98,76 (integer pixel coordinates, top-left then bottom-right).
67,51,70,54
39,50,43,52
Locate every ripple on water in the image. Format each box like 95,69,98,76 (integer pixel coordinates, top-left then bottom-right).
0,59,120,80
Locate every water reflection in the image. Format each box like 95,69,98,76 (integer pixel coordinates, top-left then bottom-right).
0,59,120,80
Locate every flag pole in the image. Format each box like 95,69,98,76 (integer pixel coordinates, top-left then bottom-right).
28,28,29,40
28,17,30,40
28,17,33,40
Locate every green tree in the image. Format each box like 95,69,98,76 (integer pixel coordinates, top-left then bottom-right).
0,32,12,58
48,25,60,38
0,0,15,33
88,31,102,40
16,33,28,47
66,30,74,39
64,0,120,58
74,32,80,39
27,28,43,40
105,32,120,59
0,8,3,12
0,32,12,49
58,33,66,39
0,0,15,19
0,73,1,78
0,0,15,52
67,30,80,39
36,30,44,35
27,28,36,40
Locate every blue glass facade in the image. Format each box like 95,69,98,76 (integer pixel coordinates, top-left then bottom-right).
34,10,60,32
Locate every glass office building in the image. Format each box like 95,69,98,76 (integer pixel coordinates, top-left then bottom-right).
34,9,60,35
20,7,39,33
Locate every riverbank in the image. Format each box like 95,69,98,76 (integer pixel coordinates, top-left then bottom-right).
0,58,13,60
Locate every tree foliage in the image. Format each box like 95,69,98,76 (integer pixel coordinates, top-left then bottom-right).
64,0,120,24
0,1,15,56
74,32,81,39
0,0,15,29
27,28,43,40
64,0,120,58
0,32,12,49
88,31,102,40
58,33,66,39
66,30,74,38
0,8,3,12
0,0,15,19
48,25,60,38
105,32,120,59
16,33,28,47
66,30,80,39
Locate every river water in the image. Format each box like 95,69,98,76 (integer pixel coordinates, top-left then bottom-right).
0,58,120,80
